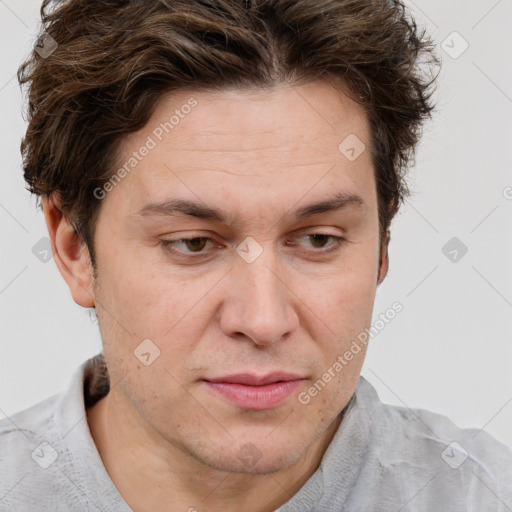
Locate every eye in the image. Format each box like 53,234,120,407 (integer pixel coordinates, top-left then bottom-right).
161,237,214,254
293,233,346,253
301,234,338,249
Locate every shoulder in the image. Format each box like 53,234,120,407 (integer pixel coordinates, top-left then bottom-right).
0,393,60,458
0,355,114,511
342,377,512,510
381,400,512,465
0,394,69,510
356,377,512,468
373,391,512,505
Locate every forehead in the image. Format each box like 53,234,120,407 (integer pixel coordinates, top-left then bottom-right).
108,80,375,218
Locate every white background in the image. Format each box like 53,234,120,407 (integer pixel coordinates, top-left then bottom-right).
1,0,511,448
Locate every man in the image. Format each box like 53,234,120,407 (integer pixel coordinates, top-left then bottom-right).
1,0,511,511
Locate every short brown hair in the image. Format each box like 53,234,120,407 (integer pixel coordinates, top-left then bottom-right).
18,0,440,268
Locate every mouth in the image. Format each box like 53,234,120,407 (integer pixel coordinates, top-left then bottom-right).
202,372,306,410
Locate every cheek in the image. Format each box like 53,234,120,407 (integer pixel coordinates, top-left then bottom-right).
94,244,197,336
306,258,377,333
92,251,223,387
300,252,376,392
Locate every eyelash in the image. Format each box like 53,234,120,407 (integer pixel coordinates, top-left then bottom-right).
160,233,346,260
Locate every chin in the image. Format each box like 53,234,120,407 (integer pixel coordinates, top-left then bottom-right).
205,449,300,476
189,432,312,475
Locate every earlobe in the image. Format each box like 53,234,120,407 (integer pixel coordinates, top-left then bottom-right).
377,233,390,285
42,195,96,308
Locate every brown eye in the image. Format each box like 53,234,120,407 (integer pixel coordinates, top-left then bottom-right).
307,234,331,248
184,237,208,252
292,233,346,256
160,237,214,256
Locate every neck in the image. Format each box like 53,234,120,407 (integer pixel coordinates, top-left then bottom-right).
86,387,342,512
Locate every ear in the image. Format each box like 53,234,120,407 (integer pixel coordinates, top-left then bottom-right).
377,231,389,285
42,195,95,308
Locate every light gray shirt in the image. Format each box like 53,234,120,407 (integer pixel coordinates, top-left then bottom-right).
1,353,511,511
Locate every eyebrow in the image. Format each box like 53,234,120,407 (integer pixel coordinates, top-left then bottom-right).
134,192,366,224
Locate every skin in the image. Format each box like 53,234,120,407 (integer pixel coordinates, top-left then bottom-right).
43,79,389,512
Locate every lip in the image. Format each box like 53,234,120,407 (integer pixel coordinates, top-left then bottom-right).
203,372,305,410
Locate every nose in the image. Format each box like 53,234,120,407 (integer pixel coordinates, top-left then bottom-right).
218,244,300,346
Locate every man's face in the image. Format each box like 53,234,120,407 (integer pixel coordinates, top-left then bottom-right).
90,80,385,474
